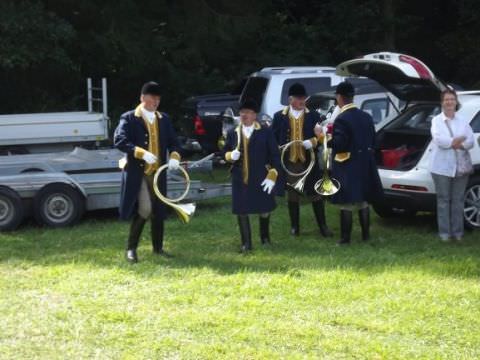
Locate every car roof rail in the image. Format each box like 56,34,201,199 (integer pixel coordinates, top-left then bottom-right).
260,66,336,74
457,90,480,96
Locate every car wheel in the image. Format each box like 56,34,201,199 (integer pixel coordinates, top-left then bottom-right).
34,184,85,227
464,177,480,230
0,187,24,231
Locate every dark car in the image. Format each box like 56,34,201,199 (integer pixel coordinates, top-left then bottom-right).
179,79,246,154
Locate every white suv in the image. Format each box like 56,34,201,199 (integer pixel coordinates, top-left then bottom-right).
221,66,345,137
337,52,480,229
226,67,344,120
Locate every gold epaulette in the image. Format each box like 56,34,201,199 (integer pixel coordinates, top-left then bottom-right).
334,152,351,162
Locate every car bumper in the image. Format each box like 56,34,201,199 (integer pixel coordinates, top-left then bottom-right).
378,189,436,212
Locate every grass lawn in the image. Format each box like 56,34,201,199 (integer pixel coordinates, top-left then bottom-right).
1,194,479,359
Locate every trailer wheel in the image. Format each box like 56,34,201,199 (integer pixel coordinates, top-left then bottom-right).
34,184,85,227
0,187,24,231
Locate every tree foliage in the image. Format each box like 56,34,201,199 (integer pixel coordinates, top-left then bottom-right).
1,0,479,120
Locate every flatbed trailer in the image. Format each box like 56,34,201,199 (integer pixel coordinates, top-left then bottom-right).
0,79,230,231
0,148,231,230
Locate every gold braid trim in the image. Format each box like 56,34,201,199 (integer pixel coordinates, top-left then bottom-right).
288,111,306,163
242,135,250,184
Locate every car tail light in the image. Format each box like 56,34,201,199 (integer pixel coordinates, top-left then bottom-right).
193,115,206,136
392,184,428,192
399,55,431,80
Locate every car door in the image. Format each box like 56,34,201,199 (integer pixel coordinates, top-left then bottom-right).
336,52,449,103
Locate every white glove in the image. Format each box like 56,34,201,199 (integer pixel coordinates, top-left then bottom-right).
231,149,241,161
314,123,323,137
261,179,275,194
142,151,158,165
303,139,313,150
168,158,180,171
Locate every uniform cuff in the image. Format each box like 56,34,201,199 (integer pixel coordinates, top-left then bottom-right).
309,137,319,148
134,146,146,159
315,134,325,144
266,168,278,182
170,151,181,161
225,151,233,162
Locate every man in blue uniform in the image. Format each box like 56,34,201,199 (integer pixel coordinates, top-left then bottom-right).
224,99,281,253
114,81,181,262
272,83,332,238
324,81,383,245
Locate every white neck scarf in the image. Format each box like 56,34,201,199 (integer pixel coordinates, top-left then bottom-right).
242,124,255,139
141,107,156,124
289,106,304,120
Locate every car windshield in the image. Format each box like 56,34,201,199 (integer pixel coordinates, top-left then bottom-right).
384,104,440,131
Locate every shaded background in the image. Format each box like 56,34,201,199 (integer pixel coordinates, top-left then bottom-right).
1,0,479,124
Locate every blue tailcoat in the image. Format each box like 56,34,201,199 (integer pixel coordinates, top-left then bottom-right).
329,107,383,204
224,124,281,215
113,109,180,220
272,107,321,196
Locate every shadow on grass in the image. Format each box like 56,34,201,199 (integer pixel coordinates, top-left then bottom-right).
1,199,479,279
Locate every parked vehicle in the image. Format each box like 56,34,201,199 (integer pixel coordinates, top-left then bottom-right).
0,149,228,231
179,79,246,154
220,66,345,148
337,52,480,229
240,66,344,121
0,80,231,231
306,77,402,128
0,79,109,155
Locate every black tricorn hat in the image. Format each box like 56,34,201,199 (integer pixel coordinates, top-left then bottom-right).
239,98,259,113
141,81,162,96
288,83,307,97
335,81,355,97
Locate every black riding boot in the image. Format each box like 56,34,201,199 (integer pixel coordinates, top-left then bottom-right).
337,210,352,245
152,216,173,257
288,201,300,236
312,200,333,237
358,207,370,241
126,214,146,262
238,215,252,253
259,215,271,245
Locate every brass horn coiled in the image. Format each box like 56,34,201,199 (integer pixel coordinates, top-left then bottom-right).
153,164,195,223
314,133,340,196
280,140,315,193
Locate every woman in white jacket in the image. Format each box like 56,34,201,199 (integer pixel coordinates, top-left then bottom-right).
430,89,475,242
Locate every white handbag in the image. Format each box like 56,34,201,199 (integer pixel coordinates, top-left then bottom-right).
444,120,473,177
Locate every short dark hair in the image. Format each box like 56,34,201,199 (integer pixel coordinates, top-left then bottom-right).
440,89,460,111
335,81,354,103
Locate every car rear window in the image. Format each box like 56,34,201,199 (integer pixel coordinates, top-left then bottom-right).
361,98,389,124
281,78,332,105
384,104,440,131
470,111,480,133
240,77,269,110
306,95,335,115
